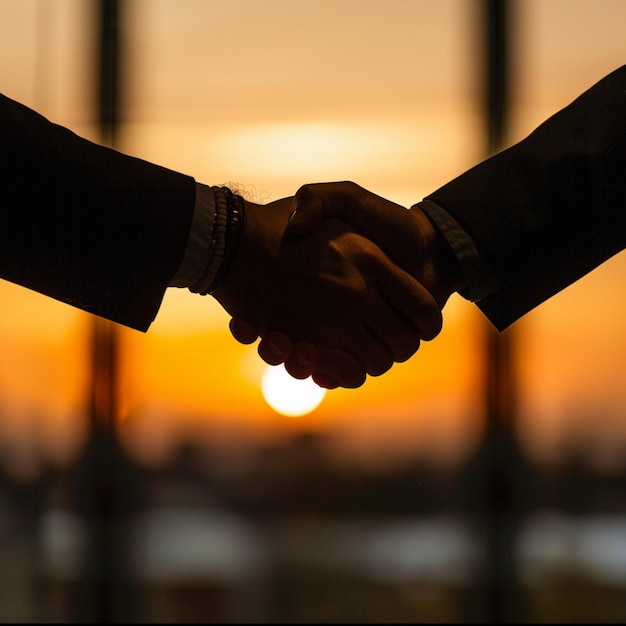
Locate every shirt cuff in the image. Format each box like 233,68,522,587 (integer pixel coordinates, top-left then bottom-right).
415,198,500,302
169,182,216,287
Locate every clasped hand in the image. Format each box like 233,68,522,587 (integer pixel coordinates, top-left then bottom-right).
213,182,461,389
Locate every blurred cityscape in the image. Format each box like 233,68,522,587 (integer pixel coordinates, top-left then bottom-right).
0,423,624,622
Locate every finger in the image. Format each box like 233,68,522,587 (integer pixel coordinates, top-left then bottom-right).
375,262,443,341
354,272,424,363
284,185,327,237
286,182,360,238
364,314,422,364
258,331,294,366
284,342,319,380
287,182,413,255
311,372,341,389
312,372,340,390
365,351,394,377
318,319,394,379
229,317,259,344
313,347,366,389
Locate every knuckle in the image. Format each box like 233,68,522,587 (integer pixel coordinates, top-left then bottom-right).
339,180,359,194
367,358,393,377
294,183,317,203
344,370,367,388
423,310,443,340
395,339,420,363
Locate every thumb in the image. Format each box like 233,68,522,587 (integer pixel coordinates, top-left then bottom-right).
284,189,327,238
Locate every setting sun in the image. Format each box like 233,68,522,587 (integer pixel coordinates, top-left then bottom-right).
261,365,326,417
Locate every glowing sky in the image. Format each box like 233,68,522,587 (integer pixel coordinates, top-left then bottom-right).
1,0,626,470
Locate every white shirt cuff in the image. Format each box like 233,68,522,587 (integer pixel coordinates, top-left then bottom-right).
169,183,216,288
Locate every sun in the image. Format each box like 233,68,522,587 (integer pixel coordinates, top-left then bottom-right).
261,365,326,417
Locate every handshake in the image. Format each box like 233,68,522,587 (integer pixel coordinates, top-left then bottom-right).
4,66,620,367
212,181,467,390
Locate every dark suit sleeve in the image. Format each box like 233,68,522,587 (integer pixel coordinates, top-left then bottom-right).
424,64,626,331
0,94,196,331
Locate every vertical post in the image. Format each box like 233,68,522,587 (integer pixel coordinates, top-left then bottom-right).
70,1,142,622
92,0,120,436
485,0,508,154
480,0,527,622
98,0,120,149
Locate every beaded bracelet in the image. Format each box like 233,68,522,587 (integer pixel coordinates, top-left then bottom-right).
210,186,244,293
189,187,226,295
189,186,245,296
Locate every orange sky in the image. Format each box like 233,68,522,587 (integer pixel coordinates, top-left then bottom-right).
1,0,626,471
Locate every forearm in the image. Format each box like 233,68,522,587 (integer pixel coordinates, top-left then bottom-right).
423,65,626,329
0,93,196,330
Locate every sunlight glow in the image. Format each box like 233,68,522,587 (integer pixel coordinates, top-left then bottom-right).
261,365,326,417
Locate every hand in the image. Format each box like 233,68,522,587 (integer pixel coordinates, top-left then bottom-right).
286,181,465,308
213,195,442,388
229,182,466,385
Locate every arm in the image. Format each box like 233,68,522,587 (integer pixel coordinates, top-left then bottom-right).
0,93,195,331
426,63,626,329
273,64,626,332
0,94,442,389
233,65,626,379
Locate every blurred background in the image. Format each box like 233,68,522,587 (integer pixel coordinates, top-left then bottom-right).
1,0,626,622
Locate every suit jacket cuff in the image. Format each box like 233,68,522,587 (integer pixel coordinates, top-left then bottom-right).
416,198,500,303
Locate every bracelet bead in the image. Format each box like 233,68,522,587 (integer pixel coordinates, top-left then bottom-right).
189,186,245,296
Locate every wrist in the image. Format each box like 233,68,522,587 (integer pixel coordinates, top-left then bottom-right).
409,206,467,307
433,221,467,299
189,186,245,296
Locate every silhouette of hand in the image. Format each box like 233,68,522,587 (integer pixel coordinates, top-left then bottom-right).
215,194,442,388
